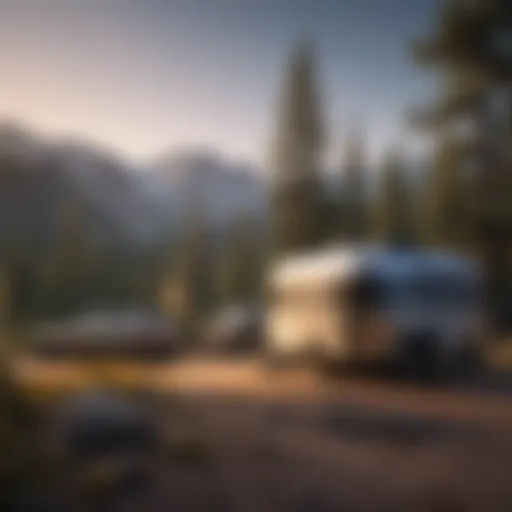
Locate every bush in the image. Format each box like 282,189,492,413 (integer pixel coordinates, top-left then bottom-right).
164,434,212,466
0,347,43,507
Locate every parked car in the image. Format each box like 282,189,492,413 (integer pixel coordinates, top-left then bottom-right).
34,309,179,359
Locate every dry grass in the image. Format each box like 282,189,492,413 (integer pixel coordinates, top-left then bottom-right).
164,434,212,466
7,349,512,511
486,339,512,369
15,358,162,399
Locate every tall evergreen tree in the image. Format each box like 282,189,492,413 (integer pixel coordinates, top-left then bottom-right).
412,0,512,330
45,199,97,317
337,128,368,242
270,42,327,255
170,199,214,331
217,214,262,306
8,241,41,323
418,135,468,248
0,267,11,330
372,148,415,245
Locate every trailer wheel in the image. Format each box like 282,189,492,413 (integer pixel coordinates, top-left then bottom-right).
402,337,443,382
454,345,484,378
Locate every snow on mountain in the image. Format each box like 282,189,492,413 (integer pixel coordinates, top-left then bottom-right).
0,122,269,254
0,124,169,250
48,142,169,244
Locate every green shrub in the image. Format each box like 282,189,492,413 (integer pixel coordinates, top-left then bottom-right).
0,353,42,507
164,434,212,466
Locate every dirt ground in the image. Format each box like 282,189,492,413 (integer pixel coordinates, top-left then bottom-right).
16,357,512,511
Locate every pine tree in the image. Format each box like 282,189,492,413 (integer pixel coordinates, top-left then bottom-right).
337,128,368,242
8,242,40,323
0,267,11,330
170,199,214,332
217,214,262,306
419,135,468,248
46,199,96,316
372,148,415,245
412,0,512,330
270,42,327,255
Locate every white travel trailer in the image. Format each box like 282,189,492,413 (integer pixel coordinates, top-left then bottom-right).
265,245,485,376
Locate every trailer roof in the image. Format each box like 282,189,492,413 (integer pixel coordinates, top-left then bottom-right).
268,244,479,290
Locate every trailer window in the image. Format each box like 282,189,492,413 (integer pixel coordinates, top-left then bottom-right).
408,274,476,308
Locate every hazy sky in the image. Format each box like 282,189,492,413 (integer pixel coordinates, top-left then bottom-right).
0,0,437,166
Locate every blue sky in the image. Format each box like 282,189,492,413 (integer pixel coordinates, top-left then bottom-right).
0,0,437,166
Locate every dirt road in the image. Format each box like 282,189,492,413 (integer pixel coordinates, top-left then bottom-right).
19,356,512,424
17,357,512,511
